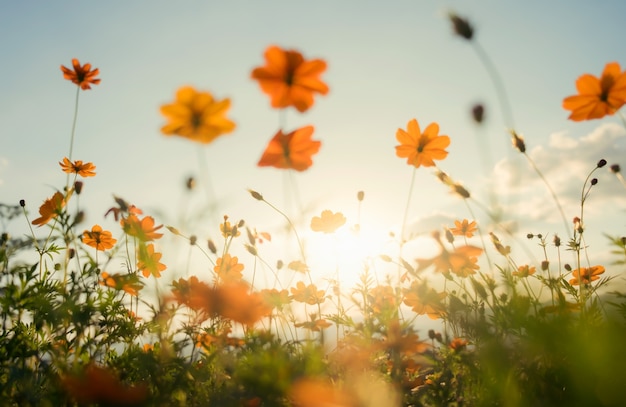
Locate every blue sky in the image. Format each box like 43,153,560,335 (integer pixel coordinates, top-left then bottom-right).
2,1,626,284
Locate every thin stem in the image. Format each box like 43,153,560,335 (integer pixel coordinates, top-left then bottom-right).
68,87,80,161
400,168,417,242
471,41,515,129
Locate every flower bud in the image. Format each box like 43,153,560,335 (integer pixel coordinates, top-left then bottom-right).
74,180,84,195
185,176,196,190
597,159,607,168
189,235,197,246
510,130,526,153
19,199,25,207
471,104,484,124
357,191,365,202
590,178,598,186
610,164,621,173
248,189,263,201
208,239,217,254
448,13,474,40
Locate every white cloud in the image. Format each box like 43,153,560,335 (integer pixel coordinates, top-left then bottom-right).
491,123,626,225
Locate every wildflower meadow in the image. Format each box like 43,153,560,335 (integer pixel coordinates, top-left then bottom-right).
3,7,626,407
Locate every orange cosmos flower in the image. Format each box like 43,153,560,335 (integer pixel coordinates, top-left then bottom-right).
81,224,116,251
59,157,96,177
395,119,450,168
310,210,346,233
403,281,447,320
569,265,605,285
160,86,235,144
214,254,244,283
449,219,477,238
563,62,626,121
251,45,329,112
121,214,163,241
290,281,326,305
99,271,143,296
60,58,101,90
31,191,67,227
449,338,469,351
294,315,332,332
257,126,321,171
512,264,536,278
137,243,166,278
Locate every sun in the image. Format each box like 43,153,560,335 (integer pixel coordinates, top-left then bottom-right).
306,220,393,285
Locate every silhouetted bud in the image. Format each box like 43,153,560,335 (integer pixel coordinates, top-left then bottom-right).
74,211,85,225
449,13,474,40
597,159,607,168
564,264,571,271
537,234,542,239
553,234,561,247
510,130,526,153
248,189,263,201
454,184,471,199
428,329,436,340
74,180,84,195
357,191,365,202
19,199,25,207
526,233,534,239
471,104,484,124
277,260,284,270
541,260,549,271
189,235,197,246
237,219,245,228
207,239,217,254
610,164,621,173
590,178,598,186
445,228,454,244
68,248,75,259
0,233,8,244
186,176,196,190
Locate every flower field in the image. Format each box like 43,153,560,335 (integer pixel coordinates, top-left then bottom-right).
2,10,626,407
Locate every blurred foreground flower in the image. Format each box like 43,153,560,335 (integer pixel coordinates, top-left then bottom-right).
59,157,96,177
172,278,270,325
60,58,101,90
81,224,116,251
310,210,346,233
449,219,477,238
395,119,450,168
563,62,626,121
251,45,328,112
61,364,147,405
160,86,235,144
258,126,321,171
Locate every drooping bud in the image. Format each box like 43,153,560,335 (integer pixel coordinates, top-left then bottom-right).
207,239,217,254
510,130,526,153
448,12,474,40
248,189,263,201
471,103,484,124
597,159,607,168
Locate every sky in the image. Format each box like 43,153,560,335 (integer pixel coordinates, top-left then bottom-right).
1,0,626,288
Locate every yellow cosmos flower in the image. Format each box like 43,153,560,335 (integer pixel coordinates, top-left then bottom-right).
160,86,235,144
310,210,346,233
